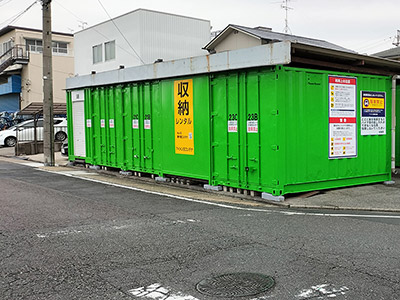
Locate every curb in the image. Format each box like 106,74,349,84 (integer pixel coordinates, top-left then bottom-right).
1,154,400,213
288,204,400,213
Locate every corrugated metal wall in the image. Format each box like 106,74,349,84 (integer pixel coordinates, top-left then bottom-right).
67,65,393,195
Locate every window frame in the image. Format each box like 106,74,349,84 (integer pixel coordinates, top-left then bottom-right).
92,43,103,64
104,40,116,61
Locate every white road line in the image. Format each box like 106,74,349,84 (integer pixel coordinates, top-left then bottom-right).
128,283,198,300
30,166,400,220
296,284,349,299
19,162,44,167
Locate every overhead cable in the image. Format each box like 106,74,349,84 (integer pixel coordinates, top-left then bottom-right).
97,0,145,64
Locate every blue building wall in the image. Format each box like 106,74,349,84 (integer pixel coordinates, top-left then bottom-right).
0,75,21,95
0,94,19,112
0,75,21,112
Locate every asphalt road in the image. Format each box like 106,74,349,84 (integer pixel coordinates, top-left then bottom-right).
1,160,399,300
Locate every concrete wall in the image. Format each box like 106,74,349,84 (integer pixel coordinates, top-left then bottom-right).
214,31,261,53
74,9,211,76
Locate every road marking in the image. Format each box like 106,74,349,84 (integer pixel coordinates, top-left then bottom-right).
128,283,198,300
20,162,44,168
296,284,349,299
36,229,82,238
32,167,400,220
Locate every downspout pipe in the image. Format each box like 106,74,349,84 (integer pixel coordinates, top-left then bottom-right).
392,75,399,174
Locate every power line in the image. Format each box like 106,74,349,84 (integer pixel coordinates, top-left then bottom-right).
96,0,145,64
0,0,38,28
0,0,14,8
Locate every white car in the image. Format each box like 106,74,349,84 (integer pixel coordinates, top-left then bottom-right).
0,118,68,147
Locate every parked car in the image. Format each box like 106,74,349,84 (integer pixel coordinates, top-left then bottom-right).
0,117,13,130
61,138,68,157
0,118,67,147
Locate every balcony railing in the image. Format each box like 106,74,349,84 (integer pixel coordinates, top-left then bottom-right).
0,45,29,73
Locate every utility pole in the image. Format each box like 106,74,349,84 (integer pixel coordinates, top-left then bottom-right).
42,0,54,166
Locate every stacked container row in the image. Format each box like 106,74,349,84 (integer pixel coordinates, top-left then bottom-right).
67,65,393,196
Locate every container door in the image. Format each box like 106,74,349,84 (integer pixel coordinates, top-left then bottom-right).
142,83,154,172
92,89,101,165
227,74,241,186
114,86,125,169
71,90,86,158
243,72,261,189
107,88,117,167
132,84,143,171
210,74,243,187
210,76,228,185
123,85,134,170
99,88,108,165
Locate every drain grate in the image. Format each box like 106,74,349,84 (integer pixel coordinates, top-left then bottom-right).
196,272,275,297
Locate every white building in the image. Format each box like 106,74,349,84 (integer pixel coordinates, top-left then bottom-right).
74,9,211,76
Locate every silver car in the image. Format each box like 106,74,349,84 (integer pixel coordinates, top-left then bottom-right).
0,118,67,147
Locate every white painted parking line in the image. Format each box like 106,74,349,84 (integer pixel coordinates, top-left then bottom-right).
30,166,400,220
57,170,99,176
20,162,44,168
128,283,198,300
296,284,349,299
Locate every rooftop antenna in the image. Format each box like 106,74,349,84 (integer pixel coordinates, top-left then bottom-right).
281,0,293,34
78,21,88,30
393,30,400,47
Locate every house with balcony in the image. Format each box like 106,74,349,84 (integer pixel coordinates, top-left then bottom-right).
0,26,74,113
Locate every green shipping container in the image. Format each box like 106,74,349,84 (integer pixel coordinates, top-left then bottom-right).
66,44,396,198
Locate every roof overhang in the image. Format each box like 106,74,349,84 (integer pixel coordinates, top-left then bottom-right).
66,41,400,91
66,41,291,90
18,102,67,116
290,42,400,76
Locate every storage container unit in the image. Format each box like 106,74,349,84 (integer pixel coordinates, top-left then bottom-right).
66,42,400,198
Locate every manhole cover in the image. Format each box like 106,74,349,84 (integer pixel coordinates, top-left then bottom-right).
196,272,275,297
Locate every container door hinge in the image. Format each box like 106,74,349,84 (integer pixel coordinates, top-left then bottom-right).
271,145,279,151
230,165,238,170
249,157,258,162
227,156,237,160
272,179,279,185
212,142,219,147
271,110,279,115
211,112,219,117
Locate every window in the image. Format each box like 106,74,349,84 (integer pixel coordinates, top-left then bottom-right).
105,40,115,61
26,39,43,53
26,39,68,55
52,41,68,54
92,44,103,64
2,40,12,55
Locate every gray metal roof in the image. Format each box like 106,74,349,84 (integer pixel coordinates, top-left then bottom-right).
204,24,354,53
66,42,291,90
373,47,400,59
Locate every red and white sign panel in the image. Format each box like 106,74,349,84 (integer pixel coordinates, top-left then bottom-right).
328,76,357,159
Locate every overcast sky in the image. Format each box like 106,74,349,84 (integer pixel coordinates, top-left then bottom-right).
0,0,398,54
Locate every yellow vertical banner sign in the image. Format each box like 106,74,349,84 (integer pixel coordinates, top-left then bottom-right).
174,79,194,155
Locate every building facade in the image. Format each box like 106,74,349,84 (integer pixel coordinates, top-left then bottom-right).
74,9,211,76
0,26,74,112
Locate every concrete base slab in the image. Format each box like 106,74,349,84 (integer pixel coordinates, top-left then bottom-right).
120,171,132,176
384,180,395,185
155,177,168,182
262,192,285,202
204,184,222,191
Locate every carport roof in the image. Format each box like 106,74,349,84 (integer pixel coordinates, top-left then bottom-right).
17,102,66,116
